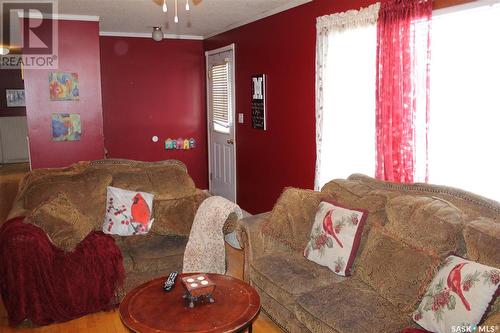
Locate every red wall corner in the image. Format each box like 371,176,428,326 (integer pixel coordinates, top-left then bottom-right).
99,37,208,189
204,0,375,213
24,19,105,169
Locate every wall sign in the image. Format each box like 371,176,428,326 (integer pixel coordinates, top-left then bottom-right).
251,74,266,130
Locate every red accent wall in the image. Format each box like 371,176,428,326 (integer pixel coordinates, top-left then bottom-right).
23,19,105,169
99,37,207,189
0,69,25,117
204,0,374,213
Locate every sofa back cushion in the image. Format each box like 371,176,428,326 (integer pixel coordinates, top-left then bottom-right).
384,195,466,256
24,172,112,228
152,190,208,236
147,166,195,200
28,192,94,252
111,171,153,193
463,218,500,268
262,188,330,252
356,226,441,313
320,179,387,213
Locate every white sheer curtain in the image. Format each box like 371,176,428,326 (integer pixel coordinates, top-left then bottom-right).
429,3,500,201
315,3,380,190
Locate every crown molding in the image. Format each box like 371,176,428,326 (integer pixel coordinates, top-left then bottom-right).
17,12,99,21
203,0,312,39
99,31,204,40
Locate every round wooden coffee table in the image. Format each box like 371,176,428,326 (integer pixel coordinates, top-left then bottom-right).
119,274,260,333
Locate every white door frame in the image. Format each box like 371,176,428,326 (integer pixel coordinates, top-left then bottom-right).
205,43,237,202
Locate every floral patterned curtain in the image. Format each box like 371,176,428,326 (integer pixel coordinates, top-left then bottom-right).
375,0,432,183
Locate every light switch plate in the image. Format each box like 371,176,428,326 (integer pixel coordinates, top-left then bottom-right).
238,113,244,124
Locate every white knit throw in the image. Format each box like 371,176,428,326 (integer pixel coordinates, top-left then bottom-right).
182,196,242,274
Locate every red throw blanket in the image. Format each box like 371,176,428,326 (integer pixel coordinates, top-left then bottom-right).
0,217,125,326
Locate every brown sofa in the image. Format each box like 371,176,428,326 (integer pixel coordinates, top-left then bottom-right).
6,159,209,295
236,174,500,333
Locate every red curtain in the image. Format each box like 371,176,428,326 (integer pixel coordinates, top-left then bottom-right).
375,0,432,183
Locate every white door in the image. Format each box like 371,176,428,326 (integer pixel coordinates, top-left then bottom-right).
0,116,29,164
206,44,236,202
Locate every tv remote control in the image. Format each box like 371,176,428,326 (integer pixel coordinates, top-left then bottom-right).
163,272,178,292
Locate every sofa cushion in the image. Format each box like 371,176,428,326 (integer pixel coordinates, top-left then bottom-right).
28,193,94,252
262,187,330,252
356,226,440,313
102,186,154,236
24,172,112,228
110,235,134,273
412,255,500,333
304,200,368,276
320,179,387,213
146,165,196,200
385,195,465,256
152,190,207,236
463,218,500,267
250,251,344,307
295,278,409,333
123,233,187,273
111,171,153,193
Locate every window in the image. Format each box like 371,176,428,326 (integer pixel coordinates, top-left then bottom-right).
428,3,500,200
210,62,231,134
315,5,379,189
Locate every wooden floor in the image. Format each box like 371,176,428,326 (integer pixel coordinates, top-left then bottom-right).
0,165,283,332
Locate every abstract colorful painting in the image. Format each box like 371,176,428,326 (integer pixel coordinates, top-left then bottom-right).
51,113,81,141
49,72,79,101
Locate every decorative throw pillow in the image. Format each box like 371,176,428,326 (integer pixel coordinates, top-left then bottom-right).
304,200,368,276
102,186,154,236
413,255,500,333
29,192,94,252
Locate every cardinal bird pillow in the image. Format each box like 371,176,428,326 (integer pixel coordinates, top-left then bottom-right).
102,186,154,236
304,200,368,276
413,255,499,333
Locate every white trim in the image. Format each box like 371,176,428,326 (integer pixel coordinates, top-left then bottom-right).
204,0,312,39
17,11,99,21
99,31,204,40
206,43,237,203
433,0,500,16
205,44,235,56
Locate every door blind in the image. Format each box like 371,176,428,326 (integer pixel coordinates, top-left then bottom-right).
211,62,231,133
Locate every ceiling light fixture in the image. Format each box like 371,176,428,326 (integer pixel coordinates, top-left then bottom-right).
0,47,9,55
160,0,191,23
152,26,163,41
174,0,179,23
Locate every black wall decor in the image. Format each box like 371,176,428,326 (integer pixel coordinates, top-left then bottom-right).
251,74,266,130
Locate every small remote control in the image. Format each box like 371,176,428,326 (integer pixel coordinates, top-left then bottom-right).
163,272,178,292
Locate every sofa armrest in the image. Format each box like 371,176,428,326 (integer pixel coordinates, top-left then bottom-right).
236,212,269,282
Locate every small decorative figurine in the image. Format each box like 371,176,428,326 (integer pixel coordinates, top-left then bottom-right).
165,138,174,150
183,138,190,150
176,138,183,150
189,138,196,148
165,137,197,150
181,274,216,308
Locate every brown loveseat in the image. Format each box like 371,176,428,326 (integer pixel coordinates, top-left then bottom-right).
6,159,209,295
236,174,500,333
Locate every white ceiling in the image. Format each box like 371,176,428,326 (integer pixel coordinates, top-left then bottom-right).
56,0,312,39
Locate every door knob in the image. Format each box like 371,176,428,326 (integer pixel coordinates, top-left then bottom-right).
226,139,234,145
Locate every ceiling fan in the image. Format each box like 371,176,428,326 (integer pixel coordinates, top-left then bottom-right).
150,0,201,41
152,0,201,23
152,0,203,9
